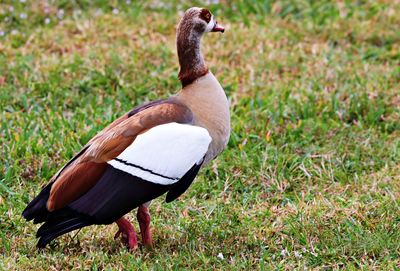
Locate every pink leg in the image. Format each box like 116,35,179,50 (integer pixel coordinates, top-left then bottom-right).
137,205,153,248
114,217,138,250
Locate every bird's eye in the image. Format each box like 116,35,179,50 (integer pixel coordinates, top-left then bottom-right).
200,9,212,23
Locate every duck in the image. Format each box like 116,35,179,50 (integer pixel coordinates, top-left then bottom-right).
22,7,230,250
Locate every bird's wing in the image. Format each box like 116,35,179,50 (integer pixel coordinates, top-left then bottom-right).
46,101,195,211
67,122,211,224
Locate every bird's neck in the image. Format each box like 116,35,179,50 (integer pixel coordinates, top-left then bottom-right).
177,29,208,87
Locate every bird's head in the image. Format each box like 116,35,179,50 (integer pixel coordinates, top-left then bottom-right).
177,7,225,37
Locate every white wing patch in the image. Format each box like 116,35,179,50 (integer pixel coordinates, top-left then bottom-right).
108,123,211,185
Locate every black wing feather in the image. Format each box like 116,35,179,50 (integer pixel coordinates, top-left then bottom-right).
69,165,171,224
165,163,202,203
22,145,90,223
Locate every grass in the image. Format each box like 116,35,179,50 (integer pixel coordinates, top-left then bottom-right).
1,0,399,269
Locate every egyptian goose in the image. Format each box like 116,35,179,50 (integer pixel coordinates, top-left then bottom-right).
22,7,229,250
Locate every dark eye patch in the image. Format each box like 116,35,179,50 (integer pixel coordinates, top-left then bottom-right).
200,9,212,23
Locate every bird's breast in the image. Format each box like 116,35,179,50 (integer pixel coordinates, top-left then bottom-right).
176,72,231,164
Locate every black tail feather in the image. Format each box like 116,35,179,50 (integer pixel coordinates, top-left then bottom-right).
23,183,93,249
36,208,93,248
36,216,81,237
22,182,53,223
37,221,89,249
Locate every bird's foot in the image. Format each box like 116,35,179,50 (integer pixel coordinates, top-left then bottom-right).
137,205,153,249
114,217,138,250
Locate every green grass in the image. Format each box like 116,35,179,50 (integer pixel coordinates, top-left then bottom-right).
1,0,400,270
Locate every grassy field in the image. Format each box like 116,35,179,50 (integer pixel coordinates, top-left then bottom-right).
1,0,399,270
